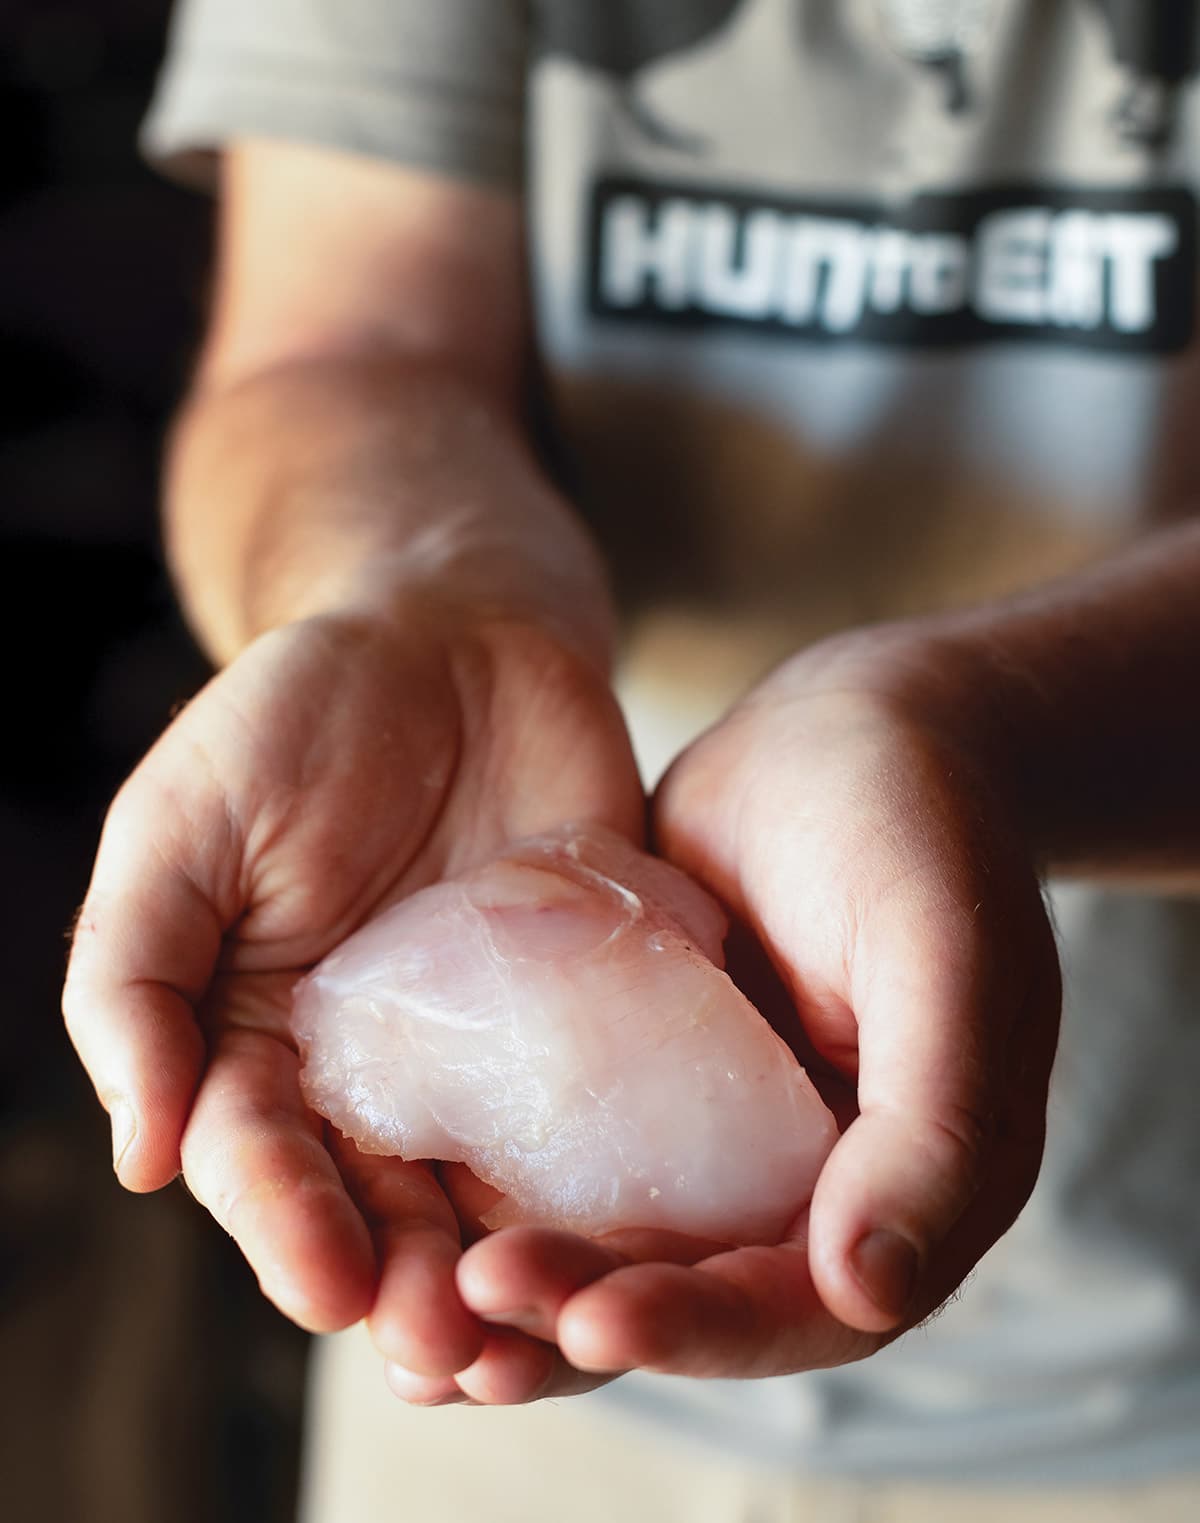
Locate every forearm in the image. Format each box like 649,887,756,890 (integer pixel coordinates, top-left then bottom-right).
837,522,1200,884
165,352,615,668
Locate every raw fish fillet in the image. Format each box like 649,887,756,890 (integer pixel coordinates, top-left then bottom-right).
292,825,837,1245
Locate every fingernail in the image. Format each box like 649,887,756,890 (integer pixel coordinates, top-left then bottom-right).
111,1102,136,1174
850,1228,919,1320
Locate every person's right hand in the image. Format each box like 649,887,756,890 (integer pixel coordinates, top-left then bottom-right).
63,602,644,1401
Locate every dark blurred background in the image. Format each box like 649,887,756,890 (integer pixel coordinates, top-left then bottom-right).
2,5,308,1520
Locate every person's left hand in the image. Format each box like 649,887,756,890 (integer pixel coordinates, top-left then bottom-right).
451,631,1062,1386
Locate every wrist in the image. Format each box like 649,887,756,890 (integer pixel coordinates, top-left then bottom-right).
243,532,617,676
165,355,617,671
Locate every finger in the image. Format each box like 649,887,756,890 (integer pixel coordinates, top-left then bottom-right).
63,778,232,1190
369,1224,483,1376
808,875,1058,1333
453,1203,880,1383
438,1160,503,1244
452,1329,558,1404
457,1223,724,1340
384,1365,472,1406
456,1335,617,1403
456,1226,632,1341
814,930,1059,1332
180,1024,376,1332
812,930,994,1331
386,1342,611,1407
556,1244,880,1378
339,1145,486,1378
62,971,206,1191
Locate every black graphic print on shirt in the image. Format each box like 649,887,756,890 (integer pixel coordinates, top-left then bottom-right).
535,0,750,148
1087,1,1200,147
536,0,747,74
871,0,997,114
540,1,1200,152
587,178,1197,353
873,1,1200,143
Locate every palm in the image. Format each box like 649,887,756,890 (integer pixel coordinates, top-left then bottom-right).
200,614,638,967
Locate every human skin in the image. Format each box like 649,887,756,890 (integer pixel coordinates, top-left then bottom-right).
64,139,1200,1405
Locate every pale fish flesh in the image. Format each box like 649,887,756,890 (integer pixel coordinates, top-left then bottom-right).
291,824,837,1245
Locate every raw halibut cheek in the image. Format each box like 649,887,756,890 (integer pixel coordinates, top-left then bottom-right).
292,825,837,1246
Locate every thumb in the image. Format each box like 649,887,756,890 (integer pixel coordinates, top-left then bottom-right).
806,892,1056,1335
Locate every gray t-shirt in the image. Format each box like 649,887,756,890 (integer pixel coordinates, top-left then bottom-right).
145,0,1200,1485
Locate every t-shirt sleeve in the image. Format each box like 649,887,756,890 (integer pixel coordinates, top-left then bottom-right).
141,0,528,190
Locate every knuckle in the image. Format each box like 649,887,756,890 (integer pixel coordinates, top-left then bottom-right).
918,1101,995,1182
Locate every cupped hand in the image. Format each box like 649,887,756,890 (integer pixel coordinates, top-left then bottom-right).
454,634,1062,1382
63,605,643,1396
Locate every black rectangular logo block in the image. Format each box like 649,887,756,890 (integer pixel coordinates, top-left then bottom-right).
586,176,1198,354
